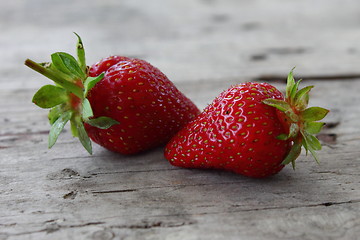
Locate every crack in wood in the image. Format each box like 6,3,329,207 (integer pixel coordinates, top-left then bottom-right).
254,74,360,82
0,223,16,227
323,122,340,129
7,222,106,236
62,222,106,228
3,220,193,237
91,181,247,194
90,168,180,176
92,189,138,194
228,199,360,213
150,200,360,219
250,47,308,61
297,199,360,208
63,191,78,200
109,220,196,230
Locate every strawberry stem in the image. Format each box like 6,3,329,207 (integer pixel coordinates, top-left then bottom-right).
25,59,84,98
26,34,119,154
263,68,329,168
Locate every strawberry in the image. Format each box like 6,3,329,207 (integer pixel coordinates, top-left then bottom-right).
25,34,199,154
164,70,329,178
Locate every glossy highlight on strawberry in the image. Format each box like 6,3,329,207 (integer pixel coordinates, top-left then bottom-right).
84,56,200,154
164,70,329,178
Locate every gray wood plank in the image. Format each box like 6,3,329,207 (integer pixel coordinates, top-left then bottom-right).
1,79,359,239
1,0,360,239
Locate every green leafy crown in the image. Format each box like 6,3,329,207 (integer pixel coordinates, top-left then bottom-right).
263,69,329,169
25,33,118,154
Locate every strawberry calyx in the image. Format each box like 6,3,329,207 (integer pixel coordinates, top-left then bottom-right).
25,33,118,154
263,69,329,169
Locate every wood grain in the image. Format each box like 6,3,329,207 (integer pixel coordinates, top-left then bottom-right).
1,0,359,239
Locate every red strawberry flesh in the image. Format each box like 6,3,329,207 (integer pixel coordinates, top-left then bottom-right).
85,56,200,154
165,82,291,177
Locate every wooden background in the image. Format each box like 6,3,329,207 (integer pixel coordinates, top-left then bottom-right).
1,0,359,239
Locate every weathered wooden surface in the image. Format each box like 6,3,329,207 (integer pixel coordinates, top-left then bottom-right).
1,0,360,239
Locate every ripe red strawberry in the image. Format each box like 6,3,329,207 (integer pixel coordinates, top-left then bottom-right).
84,56,200,154
25,34,199,154
164,70,329,178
